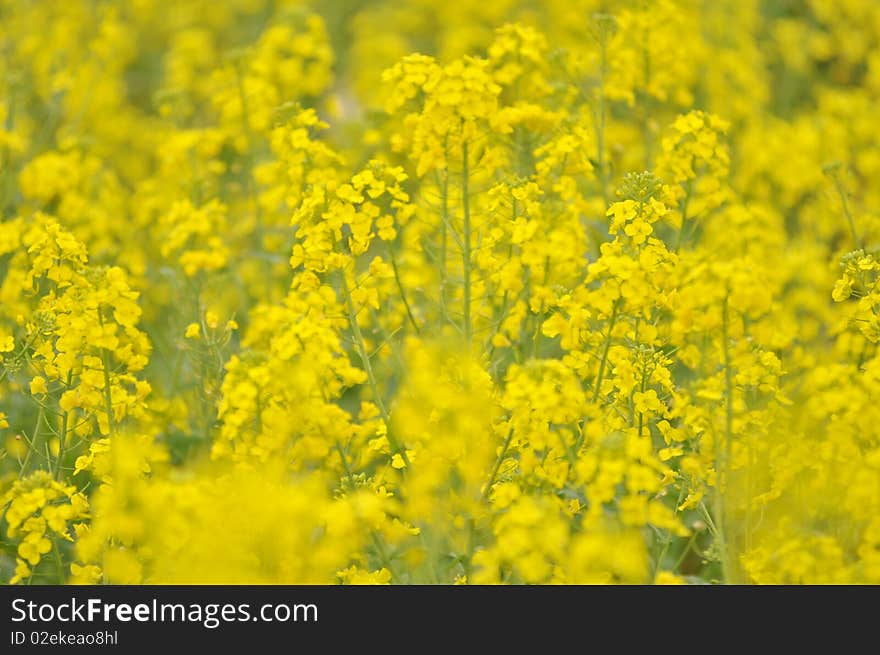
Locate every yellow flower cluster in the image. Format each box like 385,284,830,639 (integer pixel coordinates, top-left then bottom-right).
2,0,880,585
2,472,89,583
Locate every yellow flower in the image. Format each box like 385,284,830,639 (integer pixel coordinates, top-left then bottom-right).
30,376,48,395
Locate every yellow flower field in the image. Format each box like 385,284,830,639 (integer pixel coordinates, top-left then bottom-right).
1,0,879,585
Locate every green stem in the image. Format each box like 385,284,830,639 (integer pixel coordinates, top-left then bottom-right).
673,181,692,254
672,531,699,573
101,349,117,437
387,243,420,333
592,300,621,404
440,138,449,313
52,371,74,480
830,173,862,250
338,269,406,462
716,294,734,584
462,139,472,342
53,409,70,480
654,484,686,575
98,313,117,437
19,405,45,478
463,518,477,580
53,539,65,583
557,429,578,473
482,428,514,502
335,440,353,478
370,532,397,580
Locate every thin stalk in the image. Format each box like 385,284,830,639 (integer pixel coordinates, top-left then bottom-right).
654,484,687,575
672,531,699,572
335,440,353,477
53,373,73,480
722,297,734,511
715,294,734,584
637,383,647,436
440,137,450,315
673,181,693,253
463,518,477,580
531,257,551,358
482,428,514,502
557,429,578,473
745,435,754,553
387,243,420,333
338,269,407,462
830,173,862,249
98,313,117,437
101,348,117,437
592,300,621,404
627,318,643,427
462,140,472,342
53,539,65,583
53,400,70,480
370,532,397,579
19,405,45,478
